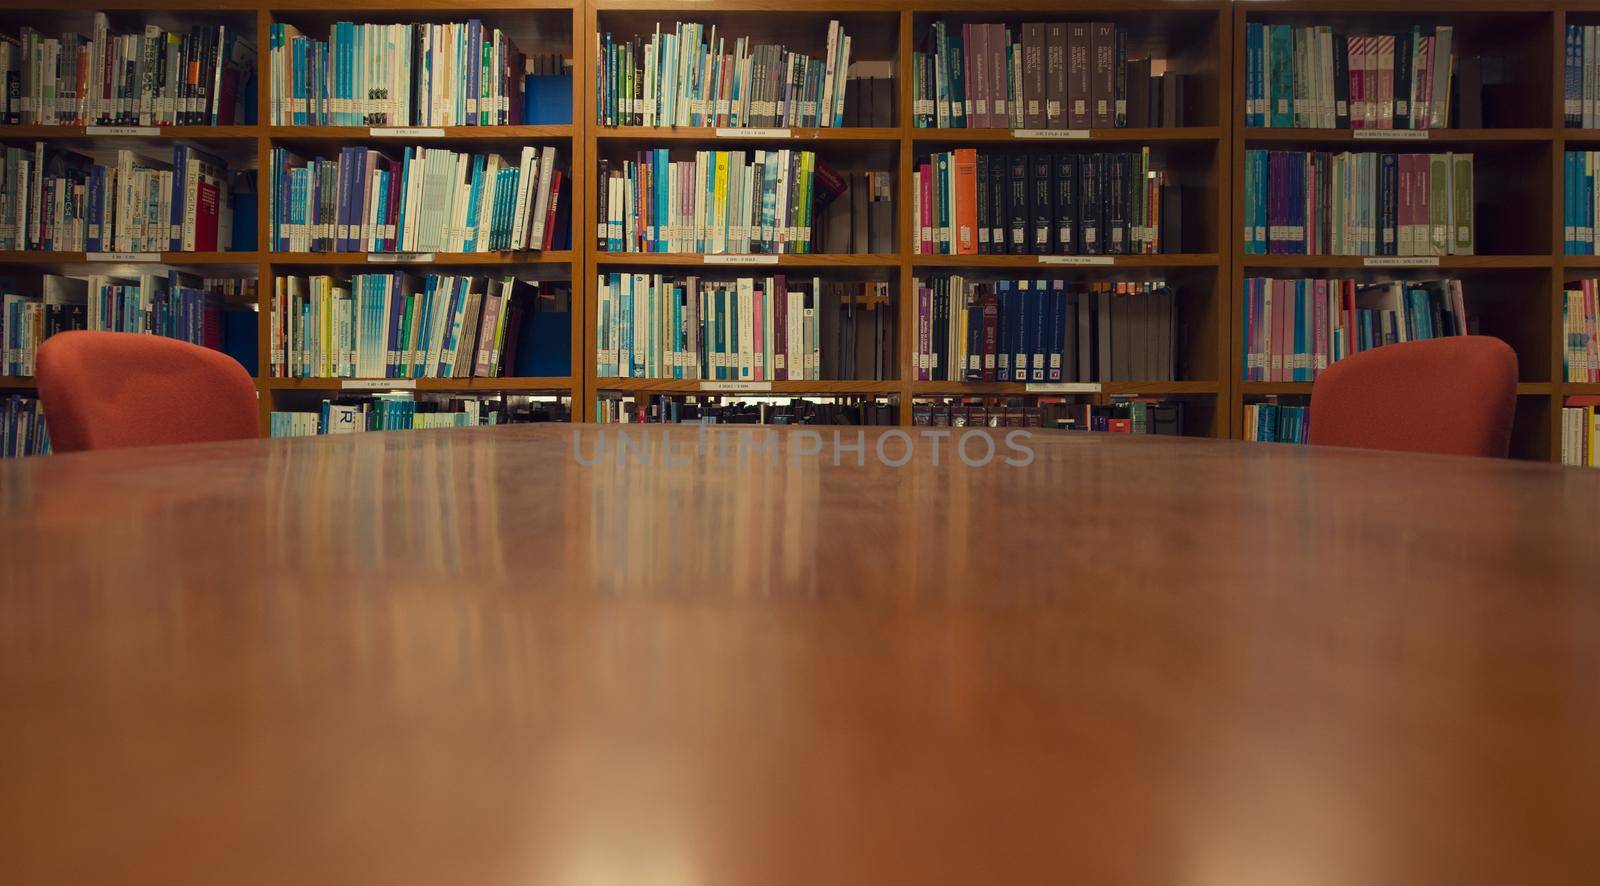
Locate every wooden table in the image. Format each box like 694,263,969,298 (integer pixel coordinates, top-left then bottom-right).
2,424,1598,886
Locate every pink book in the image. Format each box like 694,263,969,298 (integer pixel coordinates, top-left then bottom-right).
919,164,934,254
1275,278,1291,382
1349,37,1366,130
1366,37,1381,129
1313,278,1329,376
1247,278,1260,381
1413,36,1433,130
1377,35,1396,129
1588,281,1598,381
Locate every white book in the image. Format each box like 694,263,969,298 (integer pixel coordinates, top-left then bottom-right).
1431,27,1453,129
529,148,556,250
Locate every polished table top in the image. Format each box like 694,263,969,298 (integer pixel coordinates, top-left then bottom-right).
2,424,1598,885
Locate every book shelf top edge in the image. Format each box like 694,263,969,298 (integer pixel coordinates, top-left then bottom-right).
595,379,902,393
265,377,576,391
1242,128,1557,144
265,126,574,141
1233,0,1560,15
594,0,1227,10
1237,255,1555,270
596,126,901,142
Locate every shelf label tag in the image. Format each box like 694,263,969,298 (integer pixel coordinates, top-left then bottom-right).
1362,256,1441,267
1353,129,1430,141
1038,255,1115,266
341,379,418,391
370,127,445,137
368,253,435,263
1025,382,1102,393
701,381,772,392
86,126,159,136
88,252,160,262
704,254,779,265
716,127,792,139
1013,129,1090,140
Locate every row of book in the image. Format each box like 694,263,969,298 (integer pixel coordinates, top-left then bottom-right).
594,21,851,129
596,397,896,426
1564,152,1600,255
1245,24,1460,130
914,21,1185,130
268,21,535,127
1244,400,1309,444
0,395,49,458
271,273,569,380
1560,398,1600,468
1564,280,1600,383
914,149,1177,256
269,145,567,254
4,272,254,376
270,395,513,436
594,274,891,381
1241,277,1469,383
597,150,816,254
815,169,894,255
2,16,254,126
914,276,1177,384
2,143,239,253
1242,150,1476,256
1566,26,1600,129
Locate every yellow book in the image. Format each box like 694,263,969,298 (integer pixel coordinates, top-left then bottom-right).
713,152,730,253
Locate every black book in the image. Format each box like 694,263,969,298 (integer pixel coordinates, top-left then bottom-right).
843,76,863,126
976,153,991,254
1007,152,1029,255
1080,153,1102,255
1126,58,1151,128
1457,56,1484,128
1333,34,1351,128
1054,152,1078,255
1160,183,1183,253
1394,31,1413,129
1150,402,1183,436
965,285,983,381
1380,153,1398,255
1030,153,1053,255
1113,27,1128,128
990,152,1008,252
1108,153,1127,255
1076,289,1094,381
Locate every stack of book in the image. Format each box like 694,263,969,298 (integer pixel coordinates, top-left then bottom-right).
269,145,566,253
270,273,569,380
913,148,1177,256
1565,152,1600,255
1561,398,1600,467
1244,401,1309,444
1243,277,1468,382
915,396,1186,434
1244,24,1460,129
594,21,852,128
2,142,239,252
814,168,894,254
1242,150,1475,256
597,396,896,425
268,20,530,126
1,15,254,126
595,273,891,381
271,394,512,436
913,21,1184,129
0,395,49,457
1564,280,1600,382
3,272,254,375
913,276,1176,384
597,149,817,254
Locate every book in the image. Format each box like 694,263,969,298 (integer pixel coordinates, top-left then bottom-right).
1243,399,1310,444
914,148,1171,256
1563,281,1600,383
596,395,895,426
0,394,50,457
1242,276,1471,382
1246,22,1459,130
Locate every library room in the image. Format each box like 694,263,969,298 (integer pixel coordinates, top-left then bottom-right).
0,2,1594,883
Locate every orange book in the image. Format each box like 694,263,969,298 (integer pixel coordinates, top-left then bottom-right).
954,148,979,255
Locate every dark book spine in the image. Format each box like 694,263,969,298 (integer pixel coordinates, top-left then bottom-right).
1081,153,1101,254
1332,33,1351,129
1108,153,1127,255
990,151,1007,250
1007,152,1028,254
976,152,991,254
596,158,610,250
1394,31,1413,129
1090,22,1116,128
965,285,983,381
1113,26,1127,128
1381,152,1398,255
1054,152,1078,255
1030,152,1052,255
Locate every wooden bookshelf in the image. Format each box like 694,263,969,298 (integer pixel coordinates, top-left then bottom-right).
1231,0,1575,461
7,0,1583,448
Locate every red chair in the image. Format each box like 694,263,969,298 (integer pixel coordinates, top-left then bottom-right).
1308,336,1518,458
36,331,259,453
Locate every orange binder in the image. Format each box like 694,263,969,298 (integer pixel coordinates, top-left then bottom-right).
954,148,979,255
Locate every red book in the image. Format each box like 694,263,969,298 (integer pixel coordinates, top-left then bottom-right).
773,274,788,381
918,163,934,255
542,170,564,250
194,179,220,252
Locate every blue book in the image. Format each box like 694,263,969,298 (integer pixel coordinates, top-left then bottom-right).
1028,279,1046,381
1246,23,1263,127
1586,155,1596,256
1269,25,1293,128
524,74,573,125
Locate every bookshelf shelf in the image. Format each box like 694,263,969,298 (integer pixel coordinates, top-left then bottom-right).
1241,381,1554,397
0,377,38,390
910,127,1224,143
1560,255,1600,269
597,126,900,143
264,125,574,141
911,253,1220,269
1242,128,1557,144
0,125,261,139
593,253,899,268
912,381,1220,396
266,377,575,392
1564,383,1600,396
0,251,264,265
596,379,900,394
1238,255,1553,271
267,252,576,266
